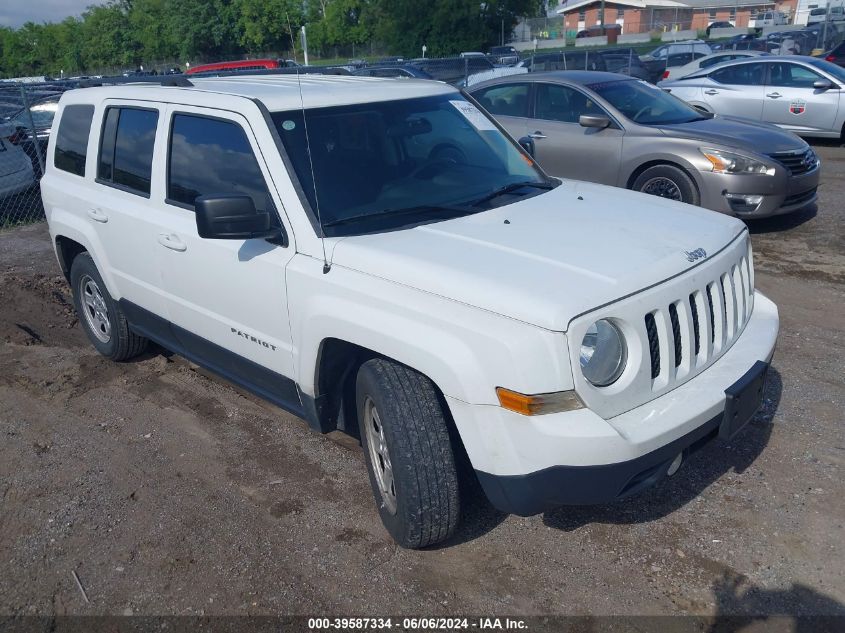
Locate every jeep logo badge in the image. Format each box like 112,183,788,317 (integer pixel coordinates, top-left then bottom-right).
684,248,707,263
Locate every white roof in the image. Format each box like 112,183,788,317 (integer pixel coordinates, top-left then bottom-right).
61,74,457,111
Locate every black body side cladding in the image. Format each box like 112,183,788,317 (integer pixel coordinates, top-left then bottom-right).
119,299,324,431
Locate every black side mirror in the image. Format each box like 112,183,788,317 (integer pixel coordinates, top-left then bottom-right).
579,114,611,129
813,79,834,90
517,136,535,157
195,194,282,241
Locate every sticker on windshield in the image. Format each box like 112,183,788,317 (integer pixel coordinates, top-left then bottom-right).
789,100,806,115
281,119,297,131
450,100,496,130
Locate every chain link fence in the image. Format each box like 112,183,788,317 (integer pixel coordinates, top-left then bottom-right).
0,81,72,229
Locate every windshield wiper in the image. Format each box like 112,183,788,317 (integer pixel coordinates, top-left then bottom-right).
322,204,474,228
470,180,555,207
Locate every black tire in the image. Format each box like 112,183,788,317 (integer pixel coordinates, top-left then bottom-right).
632,164,700,205
356,358,460,548
70,252,148,361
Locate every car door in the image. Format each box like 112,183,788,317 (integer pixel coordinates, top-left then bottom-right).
527,82,623,184
472,81,532,142
763,62,841,134
156,105,297,385
91,101,171,320
701,62,767,119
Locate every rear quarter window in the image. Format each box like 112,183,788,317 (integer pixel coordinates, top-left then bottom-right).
54,104,95,176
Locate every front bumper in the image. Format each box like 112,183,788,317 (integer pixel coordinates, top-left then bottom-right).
698,163,819,219
447,291,779,516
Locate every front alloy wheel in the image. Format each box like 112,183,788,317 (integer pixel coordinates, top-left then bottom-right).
361,396,397,514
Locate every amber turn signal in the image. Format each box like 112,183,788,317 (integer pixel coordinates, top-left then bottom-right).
496,387,584,416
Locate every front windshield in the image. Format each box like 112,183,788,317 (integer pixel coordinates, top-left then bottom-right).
272,93,550,236
589,79,705,125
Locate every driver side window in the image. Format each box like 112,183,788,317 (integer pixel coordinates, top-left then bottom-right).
768,63,822,88
534,83,601,123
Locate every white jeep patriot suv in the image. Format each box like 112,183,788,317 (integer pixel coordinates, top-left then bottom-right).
41,75,779,548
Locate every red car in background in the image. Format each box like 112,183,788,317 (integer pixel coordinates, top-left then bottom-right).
186,58,299,75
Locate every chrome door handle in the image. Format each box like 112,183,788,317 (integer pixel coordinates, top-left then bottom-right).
704,89,719,95
528,131,547,139
157,233,187,252
766,92,782,99
87,208,108,223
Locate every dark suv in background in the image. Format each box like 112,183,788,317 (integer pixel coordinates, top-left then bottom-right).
489,45,520,65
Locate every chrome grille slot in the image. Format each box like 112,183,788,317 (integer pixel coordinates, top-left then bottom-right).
689,293,700,357
645,312,660,379
668,303,682,368
706,283,716,345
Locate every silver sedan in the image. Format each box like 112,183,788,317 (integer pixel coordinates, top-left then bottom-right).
659,56,845,139
469,71,820,218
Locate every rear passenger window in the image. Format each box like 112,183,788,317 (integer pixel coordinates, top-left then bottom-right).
97,107,158,196
711,63,765,86
167,114,271,213
54,105,95,176
473,83,529,117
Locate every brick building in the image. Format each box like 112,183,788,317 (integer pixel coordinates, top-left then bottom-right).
555,0,799,33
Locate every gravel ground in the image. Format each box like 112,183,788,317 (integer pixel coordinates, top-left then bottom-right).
0,141,843,621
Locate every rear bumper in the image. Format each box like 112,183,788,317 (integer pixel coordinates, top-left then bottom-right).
0,163,35,198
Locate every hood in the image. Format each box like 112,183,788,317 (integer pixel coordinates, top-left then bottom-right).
330,181,746,330
656,115,807,153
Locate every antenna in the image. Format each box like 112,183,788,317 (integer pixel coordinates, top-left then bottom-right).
295,66,331,274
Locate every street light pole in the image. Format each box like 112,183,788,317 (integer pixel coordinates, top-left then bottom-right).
600,0,605,26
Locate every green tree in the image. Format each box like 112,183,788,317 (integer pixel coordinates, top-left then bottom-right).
237,0,304,56
309,0,374,51
374,0,543,57
79,1,136,72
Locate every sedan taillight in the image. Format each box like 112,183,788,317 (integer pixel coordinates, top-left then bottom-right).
662,70,670,79
826,54,836,62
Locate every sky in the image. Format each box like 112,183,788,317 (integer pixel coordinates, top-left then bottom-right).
0,0,93,28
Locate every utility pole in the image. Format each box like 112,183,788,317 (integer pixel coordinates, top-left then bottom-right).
301,25,309,66
600,0,605,26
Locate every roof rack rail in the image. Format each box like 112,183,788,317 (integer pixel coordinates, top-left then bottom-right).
78,75,194,88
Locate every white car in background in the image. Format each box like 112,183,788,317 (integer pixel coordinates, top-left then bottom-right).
660,55,845,138
0,123,36,200
661,51,770,81
641,40,712,63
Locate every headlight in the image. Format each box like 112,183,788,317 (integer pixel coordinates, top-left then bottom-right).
580,319,627,387
700,148,775,176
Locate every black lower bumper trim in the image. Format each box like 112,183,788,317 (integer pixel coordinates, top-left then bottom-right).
476,411,723,516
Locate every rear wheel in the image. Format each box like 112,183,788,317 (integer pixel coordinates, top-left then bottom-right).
356,358,460,548
70,253,148,361
632,164,699,205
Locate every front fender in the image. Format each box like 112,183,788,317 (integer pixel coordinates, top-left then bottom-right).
287,256,573,406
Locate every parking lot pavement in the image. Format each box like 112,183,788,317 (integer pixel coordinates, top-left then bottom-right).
0,143,843,618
